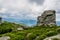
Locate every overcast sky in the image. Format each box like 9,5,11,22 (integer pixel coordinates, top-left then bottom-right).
0,0,60,21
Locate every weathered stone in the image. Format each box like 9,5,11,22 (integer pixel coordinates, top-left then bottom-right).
17,27,24,31
44,34,60,40
37,10,56,26
0,36,10,40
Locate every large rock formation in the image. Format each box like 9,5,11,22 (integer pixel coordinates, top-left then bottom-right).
37,10,56,26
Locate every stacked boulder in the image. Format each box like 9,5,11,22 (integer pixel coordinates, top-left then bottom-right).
37,10,56,26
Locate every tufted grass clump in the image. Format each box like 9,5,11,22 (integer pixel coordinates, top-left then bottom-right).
56,28,60,33
52,38,59,40
46,31,57,37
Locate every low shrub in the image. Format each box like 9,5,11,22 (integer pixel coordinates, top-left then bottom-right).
56,28,60,33
52,38,59,40
0,27,12,34
25,33,37,40
46,31,57,37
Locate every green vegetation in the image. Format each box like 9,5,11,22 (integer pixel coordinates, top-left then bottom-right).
0,21,60,40
52,38,59,40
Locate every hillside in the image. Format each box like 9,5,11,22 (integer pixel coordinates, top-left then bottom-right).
0,21,60,40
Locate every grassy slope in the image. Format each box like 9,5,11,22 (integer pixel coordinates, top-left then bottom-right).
0,21,60,40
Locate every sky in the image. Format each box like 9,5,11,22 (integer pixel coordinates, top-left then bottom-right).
0,0,60,26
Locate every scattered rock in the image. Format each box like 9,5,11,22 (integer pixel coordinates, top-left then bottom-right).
17,27,24,31
44,34,60,40
0,36,10,40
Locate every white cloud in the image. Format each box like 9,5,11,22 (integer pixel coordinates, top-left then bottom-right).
43,0,57,10
0,0,60,21
0,8,7,13
56,14,60,21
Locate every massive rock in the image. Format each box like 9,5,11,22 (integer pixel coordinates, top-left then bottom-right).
37,10,56,26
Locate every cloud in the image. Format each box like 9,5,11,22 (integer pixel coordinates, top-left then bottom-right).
29,0,45,5
0,0,60,21
56,14,60,21
0,8,7,13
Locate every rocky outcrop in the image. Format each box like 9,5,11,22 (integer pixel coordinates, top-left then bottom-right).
37,10,56,26
44,34,60,40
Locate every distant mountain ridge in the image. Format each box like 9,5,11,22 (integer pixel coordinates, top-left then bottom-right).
56,21,60,26
2,18,60,26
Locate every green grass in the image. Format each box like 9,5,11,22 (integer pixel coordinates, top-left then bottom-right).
0,21,60,40
52,38,59,40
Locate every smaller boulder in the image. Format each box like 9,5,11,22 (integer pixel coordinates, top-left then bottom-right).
17,27,24,31
0,36,10,40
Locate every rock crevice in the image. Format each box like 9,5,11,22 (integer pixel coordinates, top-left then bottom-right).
37,10,56,26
